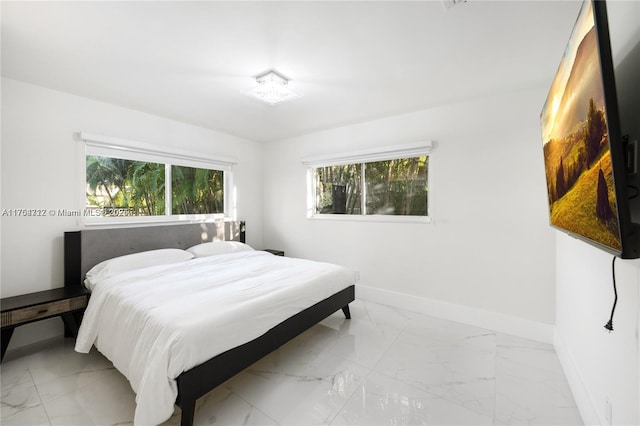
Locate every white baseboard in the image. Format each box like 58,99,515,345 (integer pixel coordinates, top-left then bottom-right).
554,331,600,425
355,284,555,344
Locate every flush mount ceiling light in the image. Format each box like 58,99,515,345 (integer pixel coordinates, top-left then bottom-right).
245,70,301,105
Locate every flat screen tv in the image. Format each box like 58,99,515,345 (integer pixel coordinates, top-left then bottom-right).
541,0,639,258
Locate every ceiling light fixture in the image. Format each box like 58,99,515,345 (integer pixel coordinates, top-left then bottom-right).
246,70,301,105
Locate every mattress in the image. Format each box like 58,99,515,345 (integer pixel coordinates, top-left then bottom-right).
75,250,356,425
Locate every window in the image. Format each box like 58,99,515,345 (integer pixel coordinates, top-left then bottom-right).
81,133,235,224
304,142,431,222
171,165,224,215
86,156,166,216
314,164,362,214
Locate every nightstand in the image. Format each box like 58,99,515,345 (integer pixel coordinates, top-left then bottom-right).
1,287,90,361
263,249,285,256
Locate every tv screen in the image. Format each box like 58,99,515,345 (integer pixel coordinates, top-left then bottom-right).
541,0,632,257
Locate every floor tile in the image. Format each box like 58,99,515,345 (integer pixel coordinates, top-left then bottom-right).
41,367,136,426
226,345,371,425
0,402,50,426
346,299,416,331
325,317,403,369
0,300,583,426
494,334,583,425
375,320,497,418
1,380,44,422
162,386,279,426
25,339,113,389
332,371,494,425
1,356,32,392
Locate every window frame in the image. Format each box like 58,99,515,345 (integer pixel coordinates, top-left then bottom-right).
302,141,432,224
80,132,237,226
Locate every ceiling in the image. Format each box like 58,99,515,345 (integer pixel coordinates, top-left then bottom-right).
1,1,582,143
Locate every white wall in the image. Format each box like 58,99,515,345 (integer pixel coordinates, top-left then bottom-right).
262,86,557,332
554,1,640,424
555,233,639,425
0,78,264,349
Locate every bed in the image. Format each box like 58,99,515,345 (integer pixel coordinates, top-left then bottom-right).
64,221,355,426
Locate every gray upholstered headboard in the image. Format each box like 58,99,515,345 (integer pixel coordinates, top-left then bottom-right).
64,221,246,288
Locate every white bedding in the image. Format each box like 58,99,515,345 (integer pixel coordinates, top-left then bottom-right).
75,251,356,425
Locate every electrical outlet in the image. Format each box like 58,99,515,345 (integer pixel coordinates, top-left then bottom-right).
354,270,361,281
605,397,612,426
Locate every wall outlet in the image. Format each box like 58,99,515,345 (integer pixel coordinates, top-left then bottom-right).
354,270,361,281
605,397,613,426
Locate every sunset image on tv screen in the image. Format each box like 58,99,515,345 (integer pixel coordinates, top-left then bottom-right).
540,0,621,252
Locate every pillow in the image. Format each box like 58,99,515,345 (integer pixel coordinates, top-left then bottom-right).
186,241,254,258
84,248,194,290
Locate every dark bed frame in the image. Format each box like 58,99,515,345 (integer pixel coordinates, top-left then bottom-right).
63,221,354,426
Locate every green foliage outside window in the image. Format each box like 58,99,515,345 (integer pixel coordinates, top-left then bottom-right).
86,156,224,217
365,157,428,216
171,165,224,214
86,156,165,216
314,164,362,214
314,156,428,216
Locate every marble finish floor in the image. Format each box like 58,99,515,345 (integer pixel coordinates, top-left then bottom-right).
1,299,583,425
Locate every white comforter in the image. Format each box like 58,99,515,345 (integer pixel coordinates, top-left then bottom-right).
75,251,356,425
